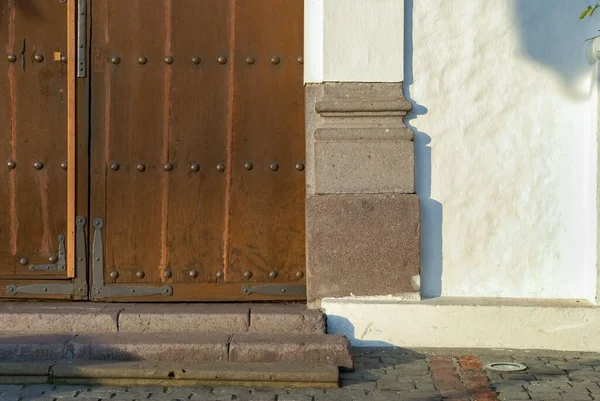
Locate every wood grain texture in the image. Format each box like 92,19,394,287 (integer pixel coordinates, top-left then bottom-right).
87,0,305,301
227,0,306,284
0,1,69,280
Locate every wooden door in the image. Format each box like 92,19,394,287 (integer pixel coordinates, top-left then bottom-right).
0,0,87,300
89,0,305,301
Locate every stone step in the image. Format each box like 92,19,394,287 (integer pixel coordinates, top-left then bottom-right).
0,360,339,389
0,303,325,334
0,332,353,369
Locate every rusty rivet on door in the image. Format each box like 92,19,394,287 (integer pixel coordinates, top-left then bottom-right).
164,163,174,171
190,163,200,172
295,162,305,171
110,270,119,279
216,271,224,279
244,162,253,171
7,161,16,170
19,257,29,266
246,56,256,65
164,269,172,279
164,56,174,65
269,163,279,172
297,56,304,64
137,55,148,65
7,54,17,63
189,269,198,278
269,271,278,279
110,162,120,171
192,56,201,65
216,163,225,172
48,255,58,263
136,163,146,172
111,56,121,65
136,271,145,279
61,161,68,170
34,162,44,170
217,56,228,65
34,54,44,63
270,56,280,65
244,271,253,279
296,271,304,279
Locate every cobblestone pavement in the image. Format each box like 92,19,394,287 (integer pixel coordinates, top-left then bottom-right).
4,348,600,401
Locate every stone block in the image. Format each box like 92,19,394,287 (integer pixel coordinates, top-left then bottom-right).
0,334,72,361
0,303,119,333
118,304,249,333
314,140,414,194
52,360,338,389
307,193,420,301
249,305,325,334
0,362,54,377
66,332,229,362
229,333,353,369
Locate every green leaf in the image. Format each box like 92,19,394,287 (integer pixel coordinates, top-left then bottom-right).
581,5,593,19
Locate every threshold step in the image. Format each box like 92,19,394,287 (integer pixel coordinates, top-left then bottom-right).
0,332,353,369
0,360,339,389
0,303,325,334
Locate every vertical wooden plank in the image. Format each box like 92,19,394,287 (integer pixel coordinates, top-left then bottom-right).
0,1,17,276
67,0,76,278
227,0,306,284
0,1,69,278
166,0,230,284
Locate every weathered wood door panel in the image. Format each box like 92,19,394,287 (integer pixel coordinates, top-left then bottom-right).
89,0,305,301
0,1,72,290
227,0,305,285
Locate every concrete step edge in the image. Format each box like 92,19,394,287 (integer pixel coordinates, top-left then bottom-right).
0,360,339,389
0,332,353,369
0,303,326,334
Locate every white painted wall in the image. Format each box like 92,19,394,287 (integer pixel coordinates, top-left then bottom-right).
323,298,600,351
304,0,403,83
410,0,599,300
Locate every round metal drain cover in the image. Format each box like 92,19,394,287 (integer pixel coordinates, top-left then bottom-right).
484,362,527,372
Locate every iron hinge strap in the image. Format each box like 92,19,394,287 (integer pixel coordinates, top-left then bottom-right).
6,283,76,296
241,285,306,296
91,217,172,299
76,0,86,78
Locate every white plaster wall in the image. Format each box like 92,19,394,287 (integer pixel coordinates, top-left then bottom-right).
304,0,403,83
411,0,599,300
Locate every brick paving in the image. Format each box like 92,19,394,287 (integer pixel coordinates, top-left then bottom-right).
5,348,600,400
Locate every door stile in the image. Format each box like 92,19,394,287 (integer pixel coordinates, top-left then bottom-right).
67,0,77,278
73,0,91,299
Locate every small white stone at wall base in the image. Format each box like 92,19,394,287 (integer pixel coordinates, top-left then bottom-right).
411,275,421,292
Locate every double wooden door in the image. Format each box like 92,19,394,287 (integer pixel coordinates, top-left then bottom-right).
0,0,305,301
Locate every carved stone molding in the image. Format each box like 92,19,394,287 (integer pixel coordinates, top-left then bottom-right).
306,82,415,195
305,82,420,303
